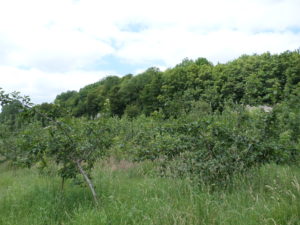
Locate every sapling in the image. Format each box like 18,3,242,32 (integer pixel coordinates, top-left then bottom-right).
0,88,111,205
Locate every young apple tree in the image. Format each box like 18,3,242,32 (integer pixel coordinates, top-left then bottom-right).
0,87,112,205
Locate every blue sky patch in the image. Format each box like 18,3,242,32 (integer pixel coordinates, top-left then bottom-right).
84,55,165,76
120,22,148,33
288,26,300,33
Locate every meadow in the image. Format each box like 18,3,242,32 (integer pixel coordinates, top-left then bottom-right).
1,161,300,225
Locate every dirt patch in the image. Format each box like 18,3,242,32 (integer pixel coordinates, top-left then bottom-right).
104,157,137,171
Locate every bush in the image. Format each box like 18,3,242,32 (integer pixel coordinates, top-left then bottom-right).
158,105,300,185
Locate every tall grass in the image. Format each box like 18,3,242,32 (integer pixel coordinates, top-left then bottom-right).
0,162,299,225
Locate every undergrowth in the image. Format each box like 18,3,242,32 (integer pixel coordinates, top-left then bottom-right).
0,162,300,225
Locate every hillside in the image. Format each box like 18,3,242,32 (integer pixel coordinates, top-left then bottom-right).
54,50,300,118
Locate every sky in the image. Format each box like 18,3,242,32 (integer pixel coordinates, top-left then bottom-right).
0,0,299,104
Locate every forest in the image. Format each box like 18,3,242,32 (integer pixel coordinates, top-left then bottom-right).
0,50,300,225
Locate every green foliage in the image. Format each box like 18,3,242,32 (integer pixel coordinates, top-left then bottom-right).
45,117,112,180
53,50,300,118
0,100,24,130
32,103,69,126
2,81,300,187
124,104,141,118
1,163,300,225
109,103,299,186
0,89,113,204
1,49,300,207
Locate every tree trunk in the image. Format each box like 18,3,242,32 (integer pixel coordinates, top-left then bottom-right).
76,160,98,206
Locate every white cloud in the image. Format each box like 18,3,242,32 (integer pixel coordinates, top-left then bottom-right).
0,66,112,104
115,28,300,65
0,0,299,103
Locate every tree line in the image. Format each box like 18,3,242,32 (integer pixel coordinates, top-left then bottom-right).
53,50,300,118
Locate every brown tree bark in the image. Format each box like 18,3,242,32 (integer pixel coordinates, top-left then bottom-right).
76,160,98,206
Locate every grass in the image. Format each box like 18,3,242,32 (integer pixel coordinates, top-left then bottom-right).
0,162,300,225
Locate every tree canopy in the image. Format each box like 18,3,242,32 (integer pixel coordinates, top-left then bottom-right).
53,50,300,118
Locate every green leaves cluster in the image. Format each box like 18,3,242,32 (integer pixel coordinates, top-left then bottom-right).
103,101,300,186
45,117,112,180
54,50,300,118
0,89,113,204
